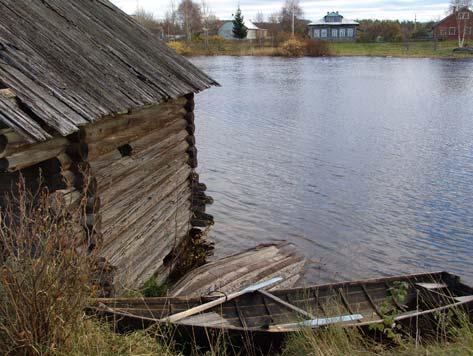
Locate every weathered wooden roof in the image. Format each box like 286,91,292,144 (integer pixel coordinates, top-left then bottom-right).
0,0,217,142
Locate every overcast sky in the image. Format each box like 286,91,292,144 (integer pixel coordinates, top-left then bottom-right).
110,0,451,22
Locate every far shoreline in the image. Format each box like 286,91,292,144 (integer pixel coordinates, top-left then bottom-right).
171,39,473,60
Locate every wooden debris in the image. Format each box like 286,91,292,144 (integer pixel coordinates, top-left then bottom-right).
169,243,305,297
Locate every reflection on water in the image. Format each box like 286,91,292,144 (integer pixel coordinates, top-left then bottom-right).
191,56,473,285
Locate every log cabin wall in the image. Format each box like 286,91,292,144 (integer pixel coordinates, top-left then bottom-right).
0,94,213,292
84,94,214,290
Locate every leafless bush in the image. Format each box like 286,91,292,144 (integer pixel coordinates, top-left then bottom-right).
0,178,93,354
279,38,306,57
304,39,330,57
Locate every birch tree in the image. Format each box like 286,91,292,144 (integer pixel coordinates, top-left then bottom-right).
450,0,472,47
177,0,202,41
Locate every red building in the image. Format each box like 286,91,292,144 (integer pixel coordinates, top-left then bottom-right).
433,8,473,41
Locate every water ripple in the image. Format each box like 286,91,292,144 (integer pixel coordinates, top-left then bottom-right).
192,56,473,285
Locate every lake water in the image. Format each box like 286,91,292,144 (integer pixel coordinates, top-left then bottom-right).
191,56,473,285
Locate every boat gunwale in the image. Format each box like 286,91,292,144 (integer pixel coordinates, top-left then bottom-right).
93,271,450,305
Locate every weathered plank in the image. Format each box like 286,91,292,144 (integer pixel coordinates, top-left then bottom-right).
0,137,69,172
170,244,306,297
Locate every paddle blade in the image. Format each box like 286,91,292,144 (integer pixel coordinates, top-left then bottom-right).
242,277,283,292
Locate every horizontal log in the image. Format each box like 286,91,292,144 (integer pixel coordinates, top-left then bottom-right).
114,220,190,290
191,204,206,215
191,218,214,228
57,152,73,170
189,171,199,182
186,135,195,146
101,183,192,263
92,131,188,181
191,194,214,205
60,170,97,194
127,121,187,159
192,182,207,191
188,156,198,169
57,188,83,208
193,211,214,222
101,177,191,251
186,123,195,135
184,112,194,124
96,141,189,206
0,128,30,153
187,146,197,159
101,163,192,235
87,118,187,161
184,93,194,101
0,135,6,153
115,200,192,283
81,100,186,144
110,196,192,261
0,137,69,172
184,99,195,112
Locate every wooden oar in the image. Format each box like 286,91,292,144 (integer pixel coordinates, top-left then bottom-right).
258,289,315,319
161,277,283,323
268,314,364,331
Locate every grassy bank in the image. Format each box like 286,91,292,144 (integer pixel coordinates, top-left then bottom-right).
282,318,473,356
330,40,465,58
57,316,473,356
171,39,471,59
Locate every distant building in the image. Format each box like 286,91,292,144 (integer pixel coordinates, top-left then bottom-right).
218,20,268,40
432,8,473,41
308,12,359,41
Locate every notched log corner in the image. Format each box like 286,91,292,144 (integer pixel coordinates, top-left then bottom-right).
165,226,215,284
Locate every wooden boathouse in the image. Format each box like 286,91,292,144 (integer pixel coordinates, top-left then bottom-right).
0,0,217,291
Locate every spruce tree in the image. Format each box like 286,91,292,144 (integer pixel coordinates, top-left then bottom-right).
232,6,248,39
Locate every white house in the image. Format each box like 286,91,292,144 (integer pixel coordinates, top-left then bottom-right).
218,19,268,40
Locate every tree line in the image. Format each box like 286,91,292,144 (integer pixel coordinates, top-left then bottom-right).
133,0,471,44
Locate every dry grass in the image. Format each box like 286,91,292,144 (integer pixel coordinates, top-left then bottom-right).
55,319,174,356
0,179,93,354
282,309,473,356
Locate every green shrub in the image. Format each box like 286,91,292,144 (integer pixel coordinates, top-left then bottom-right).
142,277,168,297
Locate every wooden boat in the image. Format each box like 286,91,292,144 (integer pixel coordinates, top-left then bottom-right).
91,271,473,353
